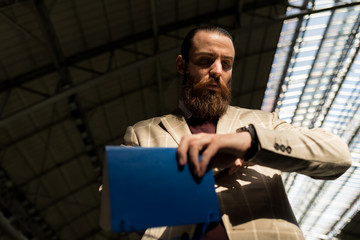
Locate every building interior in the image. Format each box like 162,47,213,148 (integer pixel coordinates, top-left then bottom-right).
0,0,359,239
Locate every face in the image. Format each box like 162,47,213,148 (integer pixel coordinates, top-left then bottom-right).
177,30,235,121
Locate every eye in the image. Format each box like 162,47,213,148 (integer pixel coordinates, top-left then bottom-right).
196,57,214,67
222,61,233,70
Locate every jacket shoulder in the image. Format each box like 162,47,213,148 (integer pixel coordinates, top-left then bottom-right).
131,116,162,129
228,106,277,120
130,109,183,130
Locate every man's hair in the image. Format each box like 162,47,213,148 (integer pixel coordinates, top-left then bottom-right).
180,26,234,61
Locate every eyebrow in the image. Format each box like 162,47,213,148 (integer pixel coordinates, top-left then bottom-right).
195,52,234,60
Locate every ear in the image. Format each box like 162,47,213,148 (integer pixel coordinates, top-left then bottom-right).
176,55,185,75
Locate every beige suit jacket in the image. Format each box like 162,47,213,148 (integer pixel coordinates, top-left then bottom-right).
124,106,351,240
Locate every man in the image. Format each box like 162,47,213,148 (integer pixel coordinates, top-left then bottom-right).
123,26,352,240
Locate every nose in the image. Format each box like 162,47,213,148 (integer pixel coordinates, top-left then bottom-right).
209,60,222,78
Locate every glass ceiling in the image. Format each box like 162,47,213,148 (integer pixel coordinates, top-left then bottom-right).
262,0,360,239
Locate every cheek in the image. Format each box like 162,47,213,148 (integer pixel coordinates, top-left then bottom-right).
223,73,232,84
188,69,208,82
221,74,232,90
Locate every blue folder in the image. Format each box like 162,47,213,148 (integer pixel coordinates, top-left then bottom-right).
104,146,221,232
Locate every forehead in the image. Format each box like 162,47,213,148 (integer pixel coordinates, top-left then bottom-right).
190,30,235,57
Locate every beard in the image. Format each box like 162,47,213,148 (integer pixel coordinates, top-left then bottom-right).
182,72,232,122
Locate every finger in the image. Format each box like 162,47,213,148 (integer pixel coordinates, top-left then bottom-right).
198,142,219,177
234,158,243,167
198,153,212,177
188,144,201,175
228,165,239,175
229,159,242,175
177,136,191,166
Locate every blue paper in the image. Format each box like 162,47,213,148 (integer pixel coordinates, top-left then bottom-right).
105,146,221,232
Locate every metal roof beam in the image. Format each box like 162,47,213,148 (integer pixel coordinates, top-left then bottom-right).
0,48,178,128
0,4,245,92
289,10,335,124
1,71,179,149
0,0,26,9
54,206,98,233
27,0,103,180
310,12,360,128
0,9,46,46
0,167,59,240
39,178,99,212
0,0,291,126
0,1,103,239
150,0,165,114
0,212,28,240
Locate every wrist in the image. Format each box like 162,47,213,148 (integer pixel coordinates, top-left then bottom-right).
236,124,258,161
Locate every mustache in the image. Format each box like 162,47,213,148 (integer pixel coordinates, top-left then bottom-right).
192,78,231,97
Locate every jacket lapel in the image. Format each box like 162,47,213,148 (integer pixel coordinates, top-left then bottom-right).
160,109,191,145
160,106,244,144
216,106,243,134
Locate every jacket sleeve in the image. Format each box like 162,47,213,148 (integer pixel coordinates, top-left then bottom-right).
250,112,352,180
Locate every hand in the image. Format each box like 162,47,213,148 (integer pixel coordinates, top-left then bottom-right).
176,132,252,177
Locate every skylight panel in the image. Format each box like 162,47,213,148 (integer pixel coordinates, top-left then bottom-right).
262,1,360,238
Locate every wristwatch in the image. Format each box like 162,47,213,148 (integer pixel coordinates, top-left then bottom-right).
236,124,258,161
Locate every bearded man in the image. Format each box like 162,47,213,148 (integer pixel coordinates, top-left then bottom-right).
123,26,351,240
